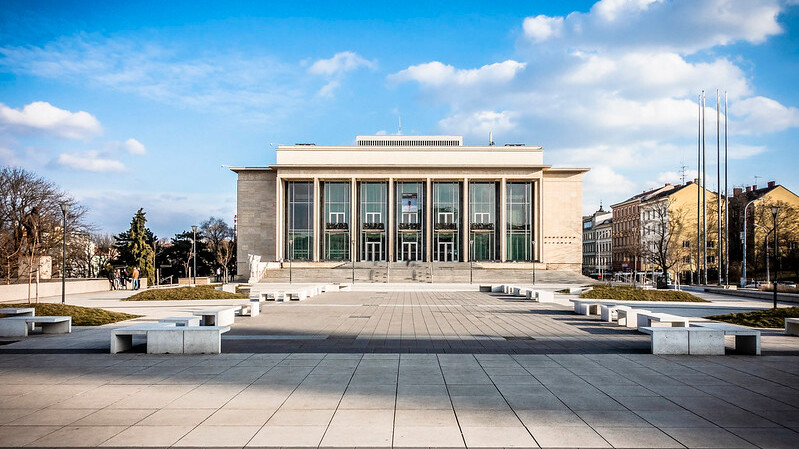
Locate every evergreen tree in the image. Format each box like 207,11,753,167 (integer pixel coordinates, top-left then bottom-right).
126,208,154,282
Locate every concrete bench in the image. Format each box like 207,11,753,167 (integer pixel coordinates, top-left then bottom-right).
636,311,691,330
286,291,307,301
0,307,35,317
249,291,268,302
0,316,71,337
479,285,492,292
692,323,761,355
639,327,724,355
601,304,631,323
192,306,238,326
111,323,230,354
240,302,259,317
786,318,799,336
159,317,200,327
616,308,651,328
570,299,602,315
265,291,284,301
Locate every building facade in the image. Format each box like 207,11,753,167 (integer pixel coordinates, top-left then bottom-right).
232,135,588,279
582,207,612,277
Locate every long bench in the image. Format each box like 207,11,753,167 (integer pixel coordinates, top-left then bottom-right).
786,318,799,336
636,311,691,329
639,323,761,355
570,299,602,315
617,308,651,328
159,316,200,327
192,306,239,326
692,322,761,355
0,316,71,337
0,307,35,317
111,323,230,354
601,304,631,323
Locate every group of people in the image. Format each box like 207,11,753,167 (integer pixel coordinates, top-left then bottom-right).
107,266,141,290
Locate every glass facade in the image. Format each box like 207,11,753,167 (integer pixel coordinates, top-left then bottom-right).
286,181,313,260
323,182,350,260
396,182,424,261
359,182,387,261
433,182,460,261
506,182,533,261
469,182,499,261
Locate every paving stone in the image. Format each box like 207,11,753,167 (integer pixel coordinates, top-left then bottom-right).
662,427,757,448
174,425,261,447
100,425,194,447
393,425,465,447
594,426,683,448
248,424,327,447
26,425,127,447
460,425,538,448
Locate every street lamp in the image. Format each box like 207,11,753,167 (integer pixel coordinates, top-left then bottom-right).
741,198,763,286
351,239,355,284
469,239,474,284
191,225,198,285
60,203,69,304
531,240,537,286
772,206,780,309
288,240,293,284
753,224,771,284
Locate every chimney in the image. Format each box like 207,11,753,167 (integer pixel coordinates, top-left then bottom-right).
746,186,751,192
686,181,693,185
767,181,775,188
733,187,742,196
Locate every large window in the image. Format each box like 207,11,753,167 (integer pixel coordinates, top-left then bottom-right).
359,182,387,261
507,182,533,261
323,182,350,260
396,182,424,261
433,182,460,261
469,182,498,261
286,181,313,260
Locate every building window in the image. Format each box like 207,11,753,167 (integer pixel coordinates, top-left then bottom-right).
396,181,424,261
469,182,498,261
359,182,387,261
507,182,533,261
708,240,715,248
323,182,350,261
286,181,313,261
433,182,461,261
682,240,690,248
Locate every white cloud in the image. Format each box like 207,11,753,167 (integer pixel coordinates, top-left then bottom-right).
317,80,340,98
122,138,147,155
730,96,799,135
0,101,102,140
439,110,517,138
522,15,564,42
308,51,375,76
728,144,767,159
57,151,125,172
389,60,526,88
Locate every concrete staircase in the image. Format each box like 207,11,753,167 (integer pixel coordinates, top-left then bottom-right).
257,262,593,285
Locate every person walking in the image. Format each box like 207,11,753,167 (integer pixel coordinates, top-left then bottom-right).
120,268,128,290
107,269,116,290
114,268,121,290
132,266,140,290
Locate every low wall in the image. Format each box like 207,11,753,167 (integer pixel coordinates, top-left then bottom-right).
0,278,147,302
683,285,799,304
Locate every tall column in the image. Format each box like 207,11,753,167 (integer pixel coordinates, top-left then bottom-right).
462,178,470,262
313,177,320,262
276,176,283,261
351,178,357,262
426,178,432,262
388,178,394,262
535,178,543,263
500,178,507,262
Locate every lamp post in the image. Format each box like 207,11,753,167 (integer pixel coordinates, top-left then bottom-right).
753,224,771,284
469,239,474,284
60,203,69,304
351,239,355,284
772,206,780,309
531,240,537,286
191,225,197,285
741,198,762,286
288,240,293,284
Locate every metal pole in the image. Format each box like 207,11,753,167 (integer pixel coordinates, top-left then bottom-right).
702,90,707,285
754,224,770,283
61,207,68,304
741,199,760,286
716,89,721,286
192,226,197,285
724,91,729,286
351,239,355,284
469,240,474,284
532,240,537,285
773,207,779,309
696,93,701,285
288,241,293,284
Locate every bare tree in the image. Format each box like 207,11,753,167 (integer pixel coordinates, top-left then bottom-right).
201,217,234,282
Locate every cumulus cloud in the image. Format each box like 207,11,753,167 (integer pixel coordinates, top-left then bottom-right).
57,151,125,172
522,15,564,42
317,80,340,98
389,60,526,87
0,101,102,140
122,138,146,155
730,96,799,135
308,51,375,76
439,111,517,138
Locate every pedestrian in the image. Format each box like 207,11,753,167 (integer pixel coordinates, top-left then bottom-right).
120,268,128,289
216,267,221,283
107,269,116,290
132,266,140,290
113,268,121,290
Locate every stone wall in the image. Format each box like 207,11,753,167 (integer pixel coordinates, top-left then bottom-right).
541,170,584,272
236,169,277,279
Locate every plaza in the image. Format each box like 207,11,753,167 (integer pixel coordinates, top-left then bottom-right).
1,286,798,448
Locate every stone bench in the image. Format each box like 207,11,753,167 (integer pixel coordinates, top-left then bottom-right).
600,304,631,323
0,307,35,317
636,311,691,330
159,316,200,327
570,299,602,315
616,308,651,328
692,322,761,355
479,285,492,292
639,327,724,355
111,323,230,354
240,302,259,317
786,318,799,336
286,291,307,301
0,316,71,337
192,306,238,326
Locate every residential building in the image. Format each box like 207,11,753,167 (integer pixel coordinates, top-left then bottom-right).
582,206,612,277
611,185,675,273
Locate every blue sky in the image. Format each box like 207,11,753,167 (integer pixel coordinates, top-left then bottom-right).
1,0,798,237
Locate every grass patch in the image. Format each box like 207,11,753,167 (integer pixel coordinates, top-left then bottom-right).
0,303,139,326
555,288,570,294
708,307,799,328
580,285,707,302
124,285,247,301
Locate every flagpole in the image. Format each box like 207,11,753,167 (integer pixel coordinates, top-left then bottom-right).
724,91,729,287
716,89,721,286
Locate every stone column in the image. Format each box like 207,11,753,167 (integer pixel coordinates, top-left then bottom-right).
276,176,284,260
462,178,469,262
313,177,320,262
388,178,394,262
535,178,543,263
426,178,432,262
500,178,507,262
351,177,357,262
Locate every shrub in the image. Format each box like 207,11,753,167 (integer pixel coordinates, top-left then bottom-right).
708,307,799,328
0,303,139,326
124,285,247,301
580,285,707,302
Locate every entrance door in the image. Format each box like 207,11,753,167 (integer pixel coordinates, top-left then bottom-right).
437,242,453,262
366,241,382,261
402,241,418,261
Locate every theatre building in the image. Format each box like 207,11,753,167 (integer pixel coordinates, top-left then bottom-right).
231,135,587,281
